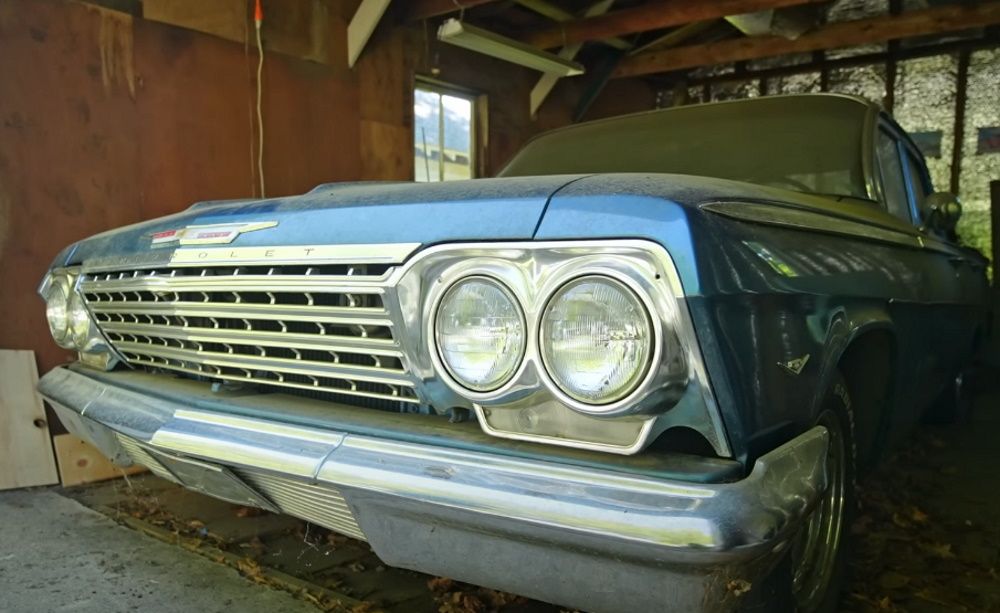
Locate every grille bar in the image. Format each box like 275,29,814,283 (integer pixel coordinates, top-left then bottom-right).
99,322,402,357
113,341,413,386
89,301,391,326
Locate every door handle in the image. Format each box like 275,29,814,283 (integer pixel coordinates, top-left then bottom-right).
948,256,964,266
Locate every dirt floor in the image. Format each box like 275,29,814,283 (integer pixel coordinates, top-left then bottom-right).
28,389,1000,613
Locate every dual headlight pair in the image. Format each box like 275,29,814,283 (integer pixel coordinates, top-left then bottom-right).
42,270,93,350
435,274,653,406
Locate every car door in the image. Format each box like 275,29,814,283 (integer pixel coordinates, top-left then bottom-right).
874,121,968,419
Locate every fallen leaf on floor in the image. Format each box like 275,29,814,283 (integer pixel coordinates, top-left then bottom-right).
923,542,955,559
428,577,455,593
726,579,752,597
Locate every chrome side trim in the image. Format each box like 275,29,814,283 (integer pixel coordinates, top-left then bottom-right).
701,200,962,256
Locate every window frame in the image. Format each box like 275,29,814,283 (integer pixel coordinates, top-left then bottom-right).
413,77,484,182
875,126,916,224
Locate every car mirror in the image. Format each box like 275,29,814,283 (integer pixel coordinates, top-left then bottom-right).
920,192,962,235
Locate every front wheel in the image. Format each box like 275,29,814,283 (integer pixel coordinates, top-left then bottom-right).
747,373,856,613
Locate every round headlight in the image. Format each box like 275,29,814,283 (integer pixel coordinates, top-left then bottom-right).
68,292,92,348
540,276,653,406
435,277,526,392
45,282,71,346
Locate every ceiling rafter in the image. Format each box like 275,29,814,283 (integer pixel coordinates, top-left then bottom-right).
614,1,1000,78
514,0,631,49
676,33,1000,87
523,0,826,49
402,0,503,21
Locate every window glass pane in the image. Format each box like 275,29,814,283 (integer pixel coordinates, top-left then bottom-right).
414,89,441,182
441,95,472,180
903,151,928,214
877,131,912,222
414,87,474,182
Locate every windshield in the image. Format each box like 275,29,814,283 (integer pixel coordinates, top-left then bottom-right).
499,95,871,200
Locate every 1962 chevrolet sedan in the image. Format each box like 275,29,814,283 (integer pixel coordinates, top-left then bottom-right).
37,94,988,612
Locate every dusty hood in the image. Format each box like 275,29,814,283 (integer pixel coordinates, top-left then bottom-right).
55,175,587,267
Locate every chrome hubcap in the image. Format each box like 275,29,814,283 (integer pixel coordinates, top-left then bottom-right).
790,411,846,611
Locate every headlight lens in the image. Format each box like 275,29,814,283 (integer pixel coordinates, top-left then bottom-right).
45,281,71,346
435,277,526,392
540,276,653,405
68,292,92,347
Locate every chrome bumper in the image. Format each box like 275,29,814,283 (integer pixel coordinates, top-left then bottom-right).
40,366,828,613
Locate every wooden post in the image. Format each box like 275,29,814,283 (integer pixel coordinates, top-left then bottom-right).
814,51,829,91
991,180,1000,288
885,0,901,112
950,49,970,195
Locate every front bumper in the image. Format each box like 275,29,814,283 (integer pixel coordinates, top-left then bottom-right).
40,366,828,613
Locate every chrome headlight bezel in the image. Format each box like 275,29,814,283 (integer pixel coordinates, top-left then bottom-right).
411,244,691,420
538,274,657,410
40,268,112,360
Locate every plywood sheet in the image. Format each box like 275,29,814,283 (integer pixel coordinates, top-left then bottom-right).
0,350,60,490
53,434,146,487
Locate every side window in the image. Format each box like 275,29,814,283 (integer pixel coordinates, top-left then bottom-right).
876,130,912,223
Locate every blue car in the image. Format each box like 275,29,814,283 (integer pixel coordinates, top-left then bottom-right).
38,94,988,612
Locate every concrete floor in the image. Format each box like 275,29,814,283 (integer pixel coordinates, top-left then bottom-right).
0,490,316,613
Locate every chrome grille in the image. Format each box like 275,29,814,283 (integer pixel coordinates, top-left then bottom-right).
234,468,366,541
116,434,365,540
81,263,418,406
115,434,181,483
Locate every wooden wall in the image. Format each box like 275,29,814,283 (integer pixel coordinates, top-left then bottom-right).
0,0,655,378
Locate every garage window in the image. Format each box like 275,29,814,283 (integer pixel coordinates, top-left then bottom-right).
414,84,476,182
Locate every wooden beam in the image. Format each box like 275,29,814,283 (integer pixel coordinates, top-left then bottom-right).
676,34,1000,86
347,0,391,68
514,0,631,49
530,0,618,117
616,2,1000,78
403,0,500,20
627,20,716,56
524,0,825,49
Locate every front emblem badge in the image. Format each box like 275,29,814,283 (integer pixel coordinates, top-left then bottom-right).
150,221,278,246
778,354,810,376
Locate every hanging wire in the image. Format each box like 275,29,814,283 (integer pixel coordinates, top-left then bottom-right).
254,0,267,198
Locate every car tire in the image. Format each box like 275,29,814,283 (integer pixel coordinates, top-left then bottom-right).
741,372,856,613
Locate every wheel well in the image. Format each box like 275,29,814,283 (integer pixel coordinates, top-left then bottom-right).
837,329,895,473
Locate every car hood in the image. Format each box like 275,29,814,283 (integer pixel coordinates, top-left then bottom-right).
55,175,588,267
